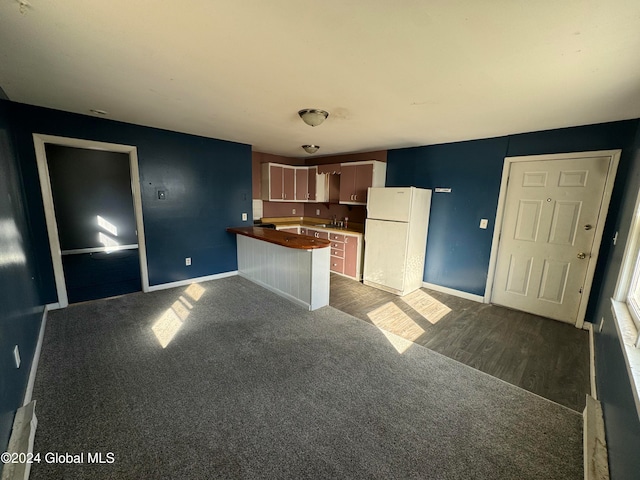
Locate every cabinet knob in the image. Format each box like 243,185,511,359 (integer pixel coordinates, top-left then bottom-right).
577,252,587,259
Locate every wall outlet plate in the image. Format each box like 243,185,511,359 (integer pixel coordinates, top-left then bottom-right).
292,208,296,215
185,257,191,266
316,209,320,216
479,219,488,229
242,213,247,221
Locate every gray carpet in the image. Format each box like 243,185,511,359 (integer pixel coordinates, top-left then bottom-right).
30,276,582,479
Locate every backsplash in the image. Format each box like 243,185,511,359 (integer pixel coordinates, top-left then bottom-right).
262,201,366,223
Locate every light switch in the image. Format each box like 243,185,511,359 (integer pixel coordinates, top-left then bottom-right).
479,219,488,229
242,213,248,221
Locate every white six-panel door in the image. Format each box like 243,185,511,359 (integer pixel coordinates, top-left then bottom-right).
491,155,611,324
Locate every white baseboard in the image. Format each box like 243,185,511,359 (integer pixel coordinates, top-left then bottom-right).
422,282,485,303
23,307,47,406
583,322,597,400
147,271,238,292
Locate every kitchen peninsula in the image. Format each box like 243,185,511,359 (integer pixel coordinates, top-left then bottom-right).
227,227,331,310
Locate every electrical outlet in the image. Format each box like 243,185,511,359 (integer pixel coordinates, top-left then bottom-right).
292,208,296,215
316,209,320,216
13,345,20,369
479,219,488,229
242,213,247,221
185,257,191,266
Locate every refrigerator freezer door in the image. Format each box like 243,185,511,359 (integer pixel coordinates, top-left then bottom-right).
363,219,409,293
367,187,413,222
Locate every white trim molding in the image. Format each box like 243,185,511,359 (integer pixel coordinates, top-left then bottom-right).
23,307,47,407
610,300,640,421
583,321,598,399
32,134,150,308
147,271,238,292
422,282,484,303
485,150,621,329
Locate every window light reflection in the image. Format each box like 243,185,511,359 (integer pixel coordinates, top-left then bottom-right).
98,232,119,253
96,215,118,236
151,283,206,348
367,302,424,354
400,290,452,324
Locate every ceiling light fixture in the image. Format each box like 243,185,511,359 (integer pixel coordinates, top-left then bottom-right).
298,109,329,127
302,145,320,154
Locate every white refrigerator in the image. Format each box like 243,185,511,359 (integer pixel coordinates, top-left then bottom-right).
363,187,432,296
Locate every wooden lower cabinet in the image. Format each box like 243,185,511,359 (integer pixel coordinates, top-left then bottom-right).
276,225,362,280
328,231,362,280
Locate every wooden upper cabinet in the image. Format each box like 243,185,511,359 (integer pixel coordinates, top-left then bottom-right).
339,164,357,203
261,163,296,201
339,161,386,205
262,161,383,204
307,167,317,201
295,168,308,201
282,166,295,201
268,164,284,200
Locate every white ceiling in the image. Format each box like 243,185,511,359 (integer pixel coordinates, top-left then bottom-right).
1,1,639,158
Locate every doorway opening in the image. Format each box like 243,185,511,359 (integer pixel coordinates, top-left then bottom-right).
33,134,149,308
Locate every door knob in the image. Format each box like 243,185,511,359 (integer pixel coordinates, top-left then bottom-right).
577,252,587,259
584,224,593,230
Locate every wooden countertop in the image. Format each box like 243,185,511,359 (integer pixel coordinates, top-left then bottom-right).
227,227,331,250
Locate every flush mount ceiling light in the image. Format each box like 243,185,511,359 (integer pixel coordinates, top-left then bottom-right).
302,145,320,154
298,109,329,127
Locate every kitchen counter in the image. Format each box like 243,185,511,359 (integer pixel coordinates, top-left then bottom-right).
227,226,331,249
260,217,365,234
227,226,330,310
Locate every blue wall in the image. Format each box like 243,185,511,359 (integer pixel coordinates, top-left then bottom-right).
387,120,638,299
0,102,44,451
388,119,640,479
6,101,253,303
589,122,640,480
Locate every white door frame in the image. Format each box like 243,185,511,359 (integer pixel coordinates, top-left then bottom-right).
485,149,621,328
33,134,150,309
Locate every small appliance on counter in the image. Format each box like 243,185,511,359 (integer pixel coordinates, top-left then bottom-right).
363,187,432,296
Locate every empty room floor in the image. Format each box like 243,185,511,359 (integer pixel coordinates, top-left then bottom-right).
29,276,582,479
330,274,590,412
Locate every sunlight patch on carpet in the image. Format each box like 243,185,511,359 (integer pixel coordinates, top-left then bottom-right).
152,284,205,348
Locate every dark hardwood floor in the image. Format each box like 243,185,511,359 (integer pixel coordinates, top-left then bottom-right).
329,274,590,412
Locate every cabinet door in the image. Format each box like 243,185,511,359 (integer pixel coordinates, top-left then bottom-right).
343,235,359,278
270,165,284,200
354,164,374,204
307,167,317,201
283,166,295,201
295,168,308,201
339,164,357,203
